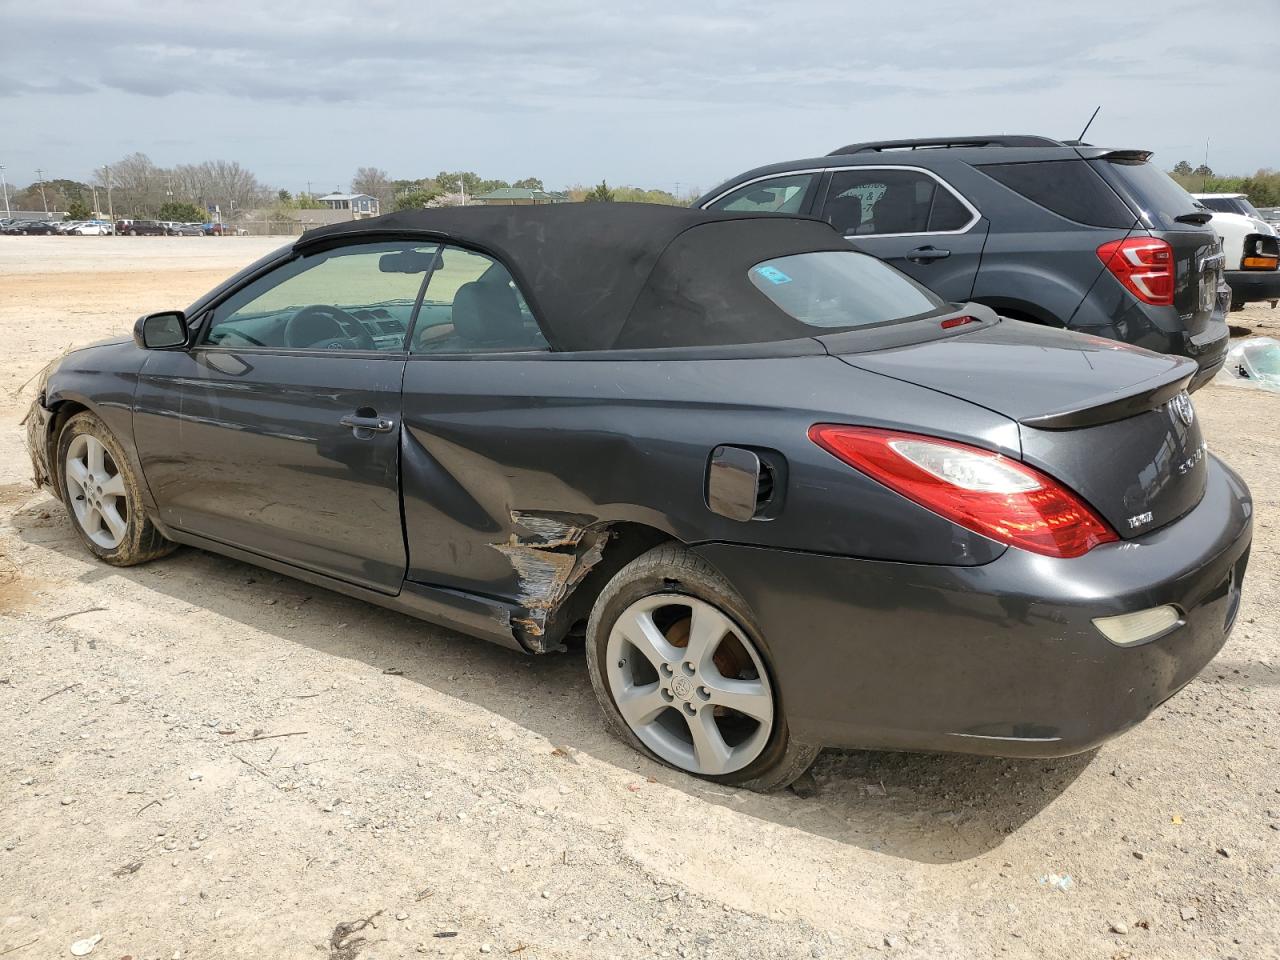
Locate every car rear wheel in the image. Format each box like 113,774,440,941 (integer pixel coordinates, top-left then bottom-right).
57,411,175,566
586,544,819,791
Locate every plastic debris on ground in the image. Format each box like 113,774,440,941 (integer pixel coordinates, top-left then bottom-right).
1215,337,1280,391
1037,873,1075,892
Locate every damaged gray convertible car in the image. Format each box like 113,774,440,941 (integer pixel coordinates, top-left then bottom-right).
26,204,1252,790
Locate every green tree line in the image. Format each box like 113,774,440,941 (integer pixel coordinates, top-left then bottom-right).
1168,162,1280,207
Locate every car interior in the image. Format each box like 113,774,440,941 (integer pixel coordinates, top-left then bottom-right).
202,242,548,354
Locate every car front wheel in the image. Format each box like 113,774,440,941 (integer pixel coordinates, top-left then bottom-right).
56,411,175,566
586,544,818,791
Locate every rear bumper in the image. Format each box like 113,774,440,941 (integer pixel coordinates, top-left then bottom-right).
1184,314,1230,390
1069,279,1230,392
694,456,1252,757
1226,269,1280,303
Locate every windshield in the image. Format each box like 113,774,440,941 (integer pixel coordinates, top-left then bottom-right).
1198,196,1263,219
748,250,947,329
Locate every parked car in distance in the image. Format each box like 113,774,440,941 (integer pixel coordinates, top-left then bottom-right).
1194,193,1277,232
172,222,205,236
26,204,1253,790
697,135,1231,389
64,220,111,236
202,222,227,236
1191,194,1280,310
116,220,169,236
12,220,61,235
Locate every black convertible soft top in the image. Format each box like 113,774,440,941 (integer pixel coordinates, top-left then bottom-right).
297,203,853,351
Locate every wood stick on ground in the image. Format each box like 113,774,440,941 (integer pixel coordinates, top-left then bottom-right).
232,752,283,791
38,683,80,703
228,730,308,744
46,607,107,623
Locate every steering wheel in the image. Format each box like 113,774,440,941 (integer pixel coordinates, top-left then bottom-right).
284,304,376,351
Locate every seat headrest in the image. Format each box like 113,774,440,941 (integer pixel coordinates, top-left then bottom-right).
451,280,525,344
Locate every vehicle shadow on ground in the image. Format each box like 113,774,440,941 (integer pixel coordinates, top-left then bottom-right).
13,499,1093,864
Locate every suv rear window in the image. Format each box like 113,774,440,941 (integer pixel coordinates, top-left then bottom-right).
1090,159,1204,231
748,250,946,328
977,160,1135,228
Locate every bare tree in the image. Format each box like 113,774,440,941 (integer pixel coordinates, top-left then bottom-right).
101,153,165,216
172,160,267,218
351,167,394,208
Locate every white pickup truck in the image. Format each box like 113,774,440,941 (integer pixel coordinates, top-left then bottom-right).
1193,193,1280,310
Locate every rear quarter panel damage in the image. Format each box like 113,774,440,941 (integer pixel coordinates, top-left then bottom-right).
399,355,1018,648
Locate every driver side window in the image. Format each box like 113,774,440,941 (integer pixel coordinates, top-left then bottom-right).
204,242,438,352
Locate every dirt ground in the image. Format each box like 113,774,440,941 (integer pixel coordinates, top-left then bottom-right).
1,236,1278,960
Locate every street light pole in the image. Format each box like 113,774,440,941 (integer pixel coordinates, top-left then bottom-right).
35,167,48,213
0,165,11,218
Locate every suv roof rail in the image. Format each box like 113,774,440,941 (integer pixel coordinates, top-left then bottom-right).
826,135,1064,156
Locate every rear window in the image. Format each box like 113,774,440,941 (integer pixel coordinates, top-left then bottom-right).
1091,160,1204,231
977,160,1135,228
748,250,946,328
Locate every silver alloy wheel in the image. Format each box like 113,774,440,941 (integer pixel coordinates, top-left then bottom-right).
605,593,774,776
64,434,129,549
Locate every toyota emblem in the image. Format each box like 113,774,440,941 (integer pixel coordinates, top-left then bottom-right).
1169,390,1195,427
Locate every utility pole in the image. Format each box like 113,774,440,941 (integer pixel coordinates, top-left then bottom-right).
103,165,114,226
0,164,10,218
35,167,48,213
458,177,467,206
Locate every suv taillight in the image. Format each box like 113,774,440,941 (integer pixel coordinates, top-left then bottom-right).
1096,237,1174,306
808,425,1118,559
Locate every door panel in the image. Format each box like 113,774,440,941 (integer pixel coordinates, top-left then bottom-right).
134,349,407,593
846,227,989,301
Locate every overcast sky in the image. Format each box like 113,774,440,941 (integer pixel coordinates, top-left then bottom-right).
4,0,1277,195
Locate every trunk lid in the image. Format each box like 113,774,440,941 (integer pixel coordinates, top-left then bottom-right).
829,320,1208,538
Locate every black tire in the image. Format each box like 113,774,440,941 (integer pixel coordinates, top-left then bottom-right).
56,411,176,566
585,543,819,792
1230,296,1245,312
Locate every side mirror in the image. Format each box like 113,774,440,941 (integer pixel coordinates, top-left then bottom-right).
133,311,189,349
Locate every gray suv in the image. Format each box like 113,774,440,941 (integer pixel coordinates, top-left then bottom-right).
697,136,1230,388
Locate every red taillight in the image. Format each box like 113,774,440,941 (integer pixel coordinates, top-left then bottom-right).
940,315,978,329
808,425,1118,559
1096,237,1174,306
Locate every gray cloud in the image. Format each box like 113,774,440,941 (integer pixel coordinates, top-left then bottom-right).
1,0,1274,191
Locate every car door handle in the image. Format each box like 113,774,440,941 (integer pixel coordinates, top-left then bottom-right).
340,414,396,436
905,245,951,263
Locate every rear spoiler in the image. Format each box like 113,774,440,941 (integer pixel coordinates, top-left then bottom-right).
1080,148,1154,165
1019,360,1196,430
